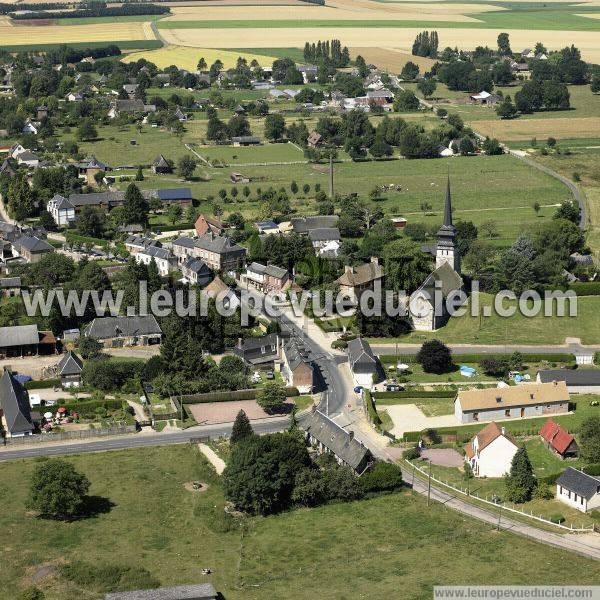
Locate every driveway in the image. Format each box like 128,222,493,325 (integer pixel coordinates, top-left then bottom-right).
380,404,459,437
420,448,464,467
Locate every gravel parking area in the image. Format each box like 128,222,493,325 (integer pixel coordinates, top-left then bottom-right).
188,399,294,425
420,448,464,468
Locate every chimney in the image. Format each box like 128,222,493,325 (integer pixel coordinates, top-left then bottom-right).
370,256,379,266
344,265,353,275
237,337,243,348
348,430,354,440
501,426,505,436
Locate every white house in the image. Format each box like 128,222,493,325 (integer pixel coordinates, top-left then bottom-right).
135,246,177,277
464,421,519,478
22,120,40,135
9,143,26,159
556,467,600,513
347,337,379,387
309,228,341,258
47,194,75,226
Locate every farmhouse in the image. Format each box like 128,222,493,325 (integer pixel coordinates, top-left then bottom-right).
135,246,177,277
539,418,579,458
152,154,171,174
308,228,341,257
454,382,570,424
537,368,600,394
195,214,226,237
12,235,54,263
233,334,280,367
172,233,246,272
56,350,84,388
347,337,379,387
85,315,162,347
281,337,314,394
244,262,289,293
0,368,34,437
108,99,156,119
464,421,518,477
153,188,193,207
181,257,213,286
304,408,373,475
336,256,384,301
556,468,600,513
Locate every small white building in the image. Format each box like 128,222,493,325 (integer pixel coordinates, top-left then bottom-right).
347,337,379,388
135,246,177,278
47,194,75,226
556,467,600,513
464,421,519,478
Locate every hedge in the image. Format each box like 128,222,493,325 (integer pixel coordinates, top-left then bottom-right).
582,463,600,476
379,353,575,365
50,398,124,414
364,390,382,427
25,378,60,390
150,222,194,233
373,390,456,400
181,387,299,404
66,232,110,249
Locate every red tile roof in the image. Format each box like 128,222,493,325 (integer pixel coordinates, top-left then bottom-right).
540,418,575,455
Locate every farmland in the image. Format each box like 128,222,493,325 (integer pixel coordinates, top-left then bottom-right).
0,444,597,600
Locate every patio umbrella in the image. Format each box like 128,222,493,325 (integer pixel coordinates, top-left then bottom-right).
43,412,53,419
57,407,67,414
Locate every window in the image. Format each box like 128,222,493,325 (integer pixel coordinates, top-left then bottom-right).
505,409,510,417
473,412,479,421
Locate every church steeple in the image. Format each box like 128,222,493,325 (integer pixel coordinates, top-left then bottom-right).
436,176,460,272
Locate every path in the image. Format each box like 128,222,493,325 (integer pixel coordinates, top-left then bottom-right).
197,442,226,475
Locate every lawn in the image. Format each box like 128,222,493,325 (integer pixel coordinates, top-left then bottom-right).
0,444,598,599
370,293,600,345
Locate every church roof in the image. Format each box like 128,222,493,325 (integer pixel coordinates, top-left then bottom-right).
437,176,456,240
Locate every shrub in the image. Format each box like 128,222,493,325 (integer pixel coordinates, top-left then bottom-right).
403,446,421,460
533,484,554,500
82,359,144,392
549,513,565,524
181,387,298,404
364,390,382,426
582,463,600,476
18,588,45,600
25,379,60,390
360,461,403,493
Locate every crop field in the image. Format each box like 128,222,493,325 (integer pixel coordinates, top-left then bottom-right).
0,21,154,46
0,444,597,599
123,45,277,71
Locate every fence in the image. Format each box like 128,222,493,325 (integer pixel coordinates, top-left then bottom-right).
2,424,137,446
406,459,594,533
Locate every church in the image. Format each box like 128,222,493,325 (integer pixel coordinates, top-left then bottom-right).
410,177,464,331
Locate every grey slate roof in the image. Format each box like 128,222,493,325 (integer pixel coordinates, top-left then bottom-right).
57,350,83,376
152,154,170,168
194,233,245,254
13,235,54,254
86,315,162,340
182,257,211,276
248,262,288,279
141,246,172,261
104,583,217,600
291,215,339,234
0,276,21,288
556,467,600,500
0,324,39,348
538,369,600,386
50,193,75,210
0,369,33,435
308,228,340,242
347,337,378,374
283,337,312,371
304,410,372,472
417,262,463,303
69,191,125,207
157,188,192,202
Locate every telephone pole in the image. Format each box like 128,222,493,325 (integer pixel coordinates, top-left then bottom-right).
328,152,334,198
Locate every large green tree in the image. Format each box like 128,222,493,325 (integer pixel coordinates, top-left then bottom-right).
416,340,452,374
579,416,600,463
505,447,537,503
121,183,149,226
230,409,254,446
383,237,431,293
257,381,287,414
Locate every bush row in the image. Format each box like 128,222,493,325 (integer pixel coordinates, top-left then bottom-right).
373,390,456,400
379,353,575,365
25,378,60,390
181,387,299,404
364,390,382,427
50,398,124,414
150,222,194,233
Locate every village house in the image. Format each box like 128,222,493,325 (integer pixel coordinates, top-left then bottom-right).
122,83,139,98
307,131,322,148
47,194,75,226
195,214,226,237
203,276,240,310
151,154,171,174
0,276,21,297
0,158,17,178
152,188,193,207
233,334,280,367
181,257,213,286
291,215,339,235
22,119,40,135
11,235,54,263
308,228,341,257
124,235,161,256
454,381,570,424
281,337,314,394
298,64,318,83
347,337,379,387
134,246,177,278
16,151,39,168
556,467,600,513
304,408,373,475
537,368,600,394
464,421,519,477
172,233,246,272
85,315,163,348
0,368,34,437
56,350,84,388
244,262,289,293
48,191,125,225
254,220,279,235
108,99,156,119
539,418,579,458
76,156,109,186
336,257,384,302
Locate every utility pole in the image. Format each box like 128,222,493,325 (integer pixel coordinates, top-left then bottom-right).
328,152,334,198
497,500,502,531
427,459,432,506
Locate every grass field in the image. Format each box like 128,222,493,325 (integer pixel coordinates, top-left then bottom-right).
370,293,600,345
0,444,598,599
123,46,278,71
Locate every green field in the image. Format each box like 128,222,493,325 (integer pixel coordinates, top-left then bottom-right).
0,444,598,599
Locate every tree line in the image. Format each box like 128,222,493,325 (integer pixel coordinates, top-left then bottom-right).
303,39,350,68
10,2,170,19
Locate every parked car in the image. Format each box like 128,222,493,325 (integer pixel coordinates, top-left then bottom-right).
353,386,363,394
385,383,402,392
266,371,275,380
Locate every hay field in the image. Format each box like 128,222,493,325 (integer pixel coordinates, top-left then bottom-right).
160,26,600,64
350,47,437,71
475,117,600,141
0,21,154,45
122,46,277,71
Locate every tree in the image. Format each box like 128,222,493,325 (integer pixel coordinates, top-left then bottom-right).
222,432,311,515
7,176,35,221
592,74,600,94
197,57,207,71
416,340,452,374
227,114,251,138
230,409,254,445
579,416,600,463
505,447,537,503
177,155,196,180
290,180,298,195
257,381,287,414
554,200,580,224
480,219,498,239
394,90,420,112
496,95,518,119
122,183,149,226
400,61,420,80
75,206,104,238
76,118,97,141
383,237,432,293
417,78,436,99
458,136,475,156
167,203,183,225
264,113,286,141
135,166,144,181
497,32,512,56
369,136,393,159
482,137,503,156
28,459,90,520
78,335,103,359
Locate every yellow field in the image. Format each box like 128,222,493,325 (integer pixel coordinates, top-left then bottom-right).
0,21,154,45
350,47,437,71
160,26,600,64
475,117,600,141
122,46,277,71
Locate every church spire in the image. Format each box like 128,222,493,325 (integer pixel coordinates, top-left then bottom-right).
444,175,453,227
436,175,460,273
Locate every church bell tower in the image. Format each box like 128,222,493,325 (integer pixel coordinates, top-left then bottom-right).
436,176,460,272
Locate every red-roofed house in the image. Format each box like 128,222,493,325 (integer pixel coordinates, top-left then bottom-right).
540,419,579,459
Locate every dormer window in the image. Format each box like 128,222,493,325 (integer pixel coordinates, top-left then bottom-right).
495,397,502,403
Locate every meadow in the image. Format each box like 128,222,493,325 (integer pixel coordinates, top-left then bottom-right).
0,444,598,599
